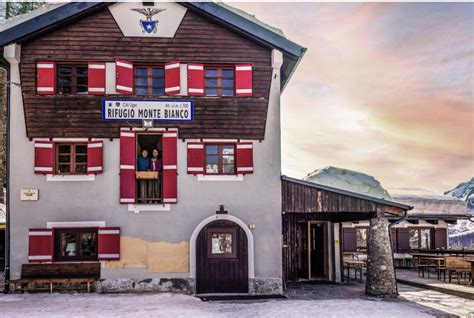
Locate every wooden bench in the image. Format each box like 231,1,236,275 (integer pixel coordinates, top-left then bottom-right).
437,257,471,284
9,262,100,293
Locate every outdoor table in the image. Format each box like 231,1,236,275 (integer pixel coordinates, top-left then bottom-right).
343,259,366,283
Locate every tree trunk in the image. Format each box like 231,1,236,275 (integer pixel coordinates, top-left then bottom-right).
365,206,398,297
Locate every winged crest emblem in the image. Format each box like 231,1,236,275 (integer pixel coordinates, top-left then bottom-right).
131,8,166,34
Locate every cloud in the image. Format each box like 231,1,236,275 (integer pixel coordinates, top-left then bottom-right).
232,2,474,193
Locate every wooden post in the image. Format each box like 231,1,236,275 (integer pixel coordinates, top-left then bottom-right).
365,206,398,297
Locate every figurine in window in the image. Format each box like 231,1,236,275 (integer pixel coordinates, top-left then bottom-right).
148,149,162,202
137,149,151,202
137,149,151,172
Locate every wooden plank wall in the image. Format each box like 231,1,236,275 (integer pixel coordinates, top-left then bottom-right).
19,7,272,139
282,179,385,283
282,180,380,214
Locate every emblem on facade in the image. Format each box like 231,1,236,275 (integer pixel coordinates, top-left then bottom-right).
131,8,166,34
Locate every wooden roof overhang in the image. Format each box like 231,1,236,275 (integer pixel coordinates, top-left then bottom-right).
282,176,412,222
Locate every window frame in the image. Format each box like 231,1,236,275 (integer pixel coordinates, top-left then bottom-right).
408,227,432,250
207,228,237,259
204,143,236,175
355,226,369,252
55,142,89,175
56,63,89,95
133,64,165,96
204,65,235,97
54,227,99,262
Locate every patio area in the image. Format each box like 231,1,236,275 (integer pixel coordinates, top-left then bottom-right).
396,268,474,300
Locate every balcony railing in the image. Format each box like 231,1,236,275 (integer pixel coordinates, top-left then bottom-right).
136,171,162,204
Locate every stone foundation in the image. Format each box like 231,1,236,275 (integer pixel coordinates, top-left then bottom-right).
96,278,195,294
249,278,283,295
96,277,282,295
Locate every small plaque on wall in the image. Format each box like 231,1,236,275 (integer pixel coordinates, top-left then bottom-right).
20,188,39,201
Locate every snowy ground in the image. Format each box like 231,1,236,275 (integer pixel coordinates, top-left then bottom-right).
0,291,446,318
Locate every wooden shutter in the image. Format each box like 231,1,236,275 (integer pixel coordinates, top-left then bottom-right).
391,227,397,252
162,130,178,203
115,60,134,94
434,228,447,249
87,141,103,174
120,130,136,204
34,141,54,174
164,61,180,95
36,61,56,95
236,142,253,174
187,142,204,174
397,228,410,252
235,64,252,97
88,62,106,94
187,64,204,96
342,228,357,252
98,227,120,261
28,229,53,262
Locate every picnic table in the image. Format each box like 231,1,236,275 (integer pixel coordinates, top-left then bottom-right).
411,254,445,278
343,259,366,283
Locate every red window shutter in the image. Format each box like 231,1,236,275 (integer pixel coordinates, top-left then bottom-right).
34,141,54,174
397,228,410,252
391,228,397,252
434,228,447,249
162,130,178,203
87,141,103,174
98,227,120,261
236,142,253,174
88,62,106,94
235,64,252,97
165,61,180,95
120,130,136,204
116,59,134,94
343,228,357,252
187,142,204,174
28,228,53,262
36,62,56,95
187,64,204,96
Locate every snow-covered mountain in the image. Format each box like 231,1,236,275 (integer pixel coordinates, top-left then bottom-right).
444,177,474,249
445,177,474,215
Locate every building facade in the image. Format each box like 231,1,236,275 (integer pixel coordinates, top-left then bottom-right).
1,2,305,294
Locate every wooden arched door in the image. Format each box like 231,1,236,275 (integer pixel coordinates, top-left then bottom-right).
196,220,248,294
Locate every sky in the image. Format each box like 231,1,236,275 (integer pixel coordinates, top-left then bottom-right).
232,2,474,194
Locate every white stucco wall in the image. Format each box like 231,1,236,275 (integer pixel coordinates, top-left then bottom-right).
5,43,284,283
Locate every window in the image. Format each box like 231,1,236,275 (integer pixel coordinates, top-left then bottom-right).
207,228,237,258
56,143,88,174
205,67,235,96
57,64,88,94
136,133,163,204
409,228,431,250
135,66,165,96
54,228,98,261
356,228,368,251
205,144,235,174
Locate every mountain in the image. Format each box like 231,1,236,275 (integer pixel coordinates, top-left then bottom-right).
444,177,474,249
444,177,474,215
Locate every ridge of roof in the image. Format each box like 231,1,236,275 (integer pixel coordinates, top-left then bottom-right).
282,175,413,211
0,2,305,89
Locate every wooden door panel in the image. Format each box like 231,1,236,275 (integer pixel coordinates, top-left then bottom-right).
196,220,248,294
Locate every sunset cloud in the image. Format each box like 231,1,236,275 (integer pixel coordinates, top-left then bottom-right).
232,2,473,193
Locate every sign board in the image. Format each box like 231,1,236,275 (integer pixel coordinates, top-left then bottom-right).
102,99,194,122
20,188,39,201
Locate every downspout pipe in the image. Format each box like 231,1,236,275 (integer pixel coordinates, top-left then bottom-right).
0,54,10,294
387,208,410,296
